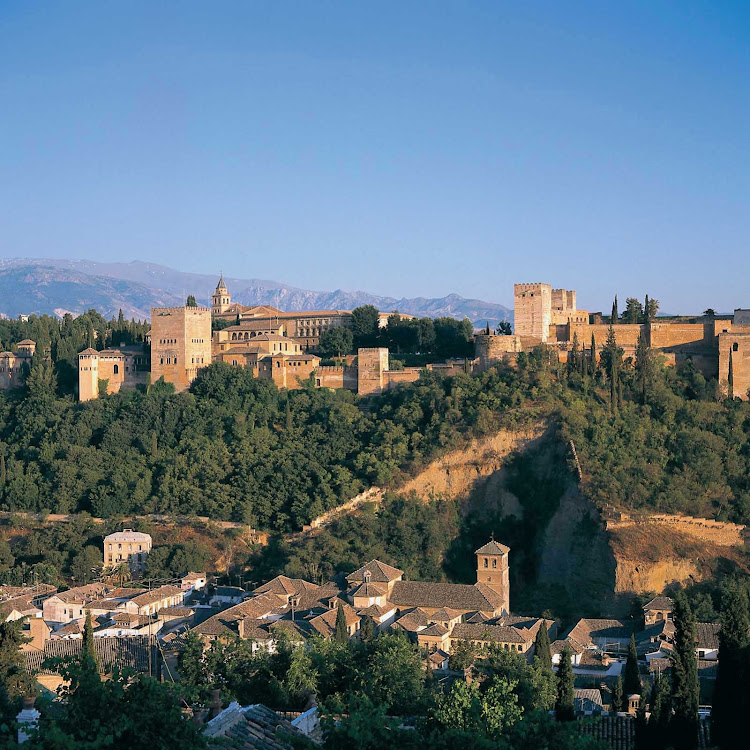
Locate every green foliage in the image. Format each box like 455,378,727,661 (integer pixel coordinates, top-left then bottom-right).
0,621,33,717
555,645,575,721
319,327,354,358
36,658,205,749
611,675,623,712
334,602,348,643
533,621,552,673
670,592,700,750
711,578,750,748
624,633,641,697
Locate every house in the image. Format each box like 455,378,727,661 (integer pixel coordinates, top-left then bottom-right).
574,688,605,715
103,530,152,573
42,584,109,625
209,586,248,607
123,585,185,616
643,596,674,626
565,618,637,654
181,572,207,593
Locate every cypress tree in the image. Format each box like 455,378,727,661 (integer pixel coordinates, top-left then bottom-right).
534,621,552,672
728,347,734,399
359,615,376,643
0,454,5,486
285,399,293,431
671,592,700,750
334,602,349,643
589,333,597,377
611,675,624,713
82,611,99,672
712,579,750,748
611,295,619,324
568,332,580,373
555,644,575,721
648,671,672,748
624,633,641,696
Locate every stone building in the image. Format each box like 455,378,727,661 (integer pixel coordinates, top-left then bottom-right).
210,278,353,351
78,345,149,402
103,530,152,573
478,282,750,400
150,305,212,391
0,340,35,390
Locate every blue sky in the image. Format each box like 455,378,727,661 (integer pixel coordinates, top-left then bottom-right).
1,1,748,312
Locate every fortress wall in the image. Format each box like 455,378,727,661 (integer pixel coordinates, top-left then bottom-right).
384,368,422,389
649,323,713,350
357,348,389,395
568,323,643,348
475,334,522,370
316,366,345,389
719,333,750,400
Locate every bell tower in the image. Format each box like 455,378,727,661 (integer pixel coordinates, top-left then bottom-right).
476,538,510,614
212,276,231,315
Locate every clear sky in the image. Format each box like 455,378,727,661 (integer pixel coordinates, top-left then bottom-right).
1,1,748,312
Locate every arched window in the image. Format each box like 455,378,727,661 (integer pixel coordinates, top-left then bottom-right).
113,364,119,374
483,558,488,568
733,342,739,352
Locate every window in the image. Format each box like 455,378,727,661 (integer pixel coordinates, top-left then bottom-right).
492,558,497,569
113,364,119,374
733,343,739,352
483,558,488,568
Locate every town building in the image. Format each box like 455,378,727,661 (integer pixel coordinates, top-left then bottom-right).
0,339,35,390
103,530,152,573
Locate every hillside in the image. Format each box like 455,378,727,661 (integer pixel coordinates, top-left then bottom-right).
0,258,512,326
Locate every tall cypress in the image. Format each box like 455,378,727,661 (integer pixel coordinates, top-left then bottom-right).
728,348,734,399
712,579,750,748
555,644,575,721
611,674,624,712
589,333,597,377
648,672,672,749
611,295,619,324
534,621,552,672
82,611,99,672
334,602,349,643
671,592,700,750
624,633,641,696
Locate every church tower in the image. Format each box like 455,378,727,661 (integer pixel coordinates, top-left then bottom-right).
212,276,231,315
476,539,510,614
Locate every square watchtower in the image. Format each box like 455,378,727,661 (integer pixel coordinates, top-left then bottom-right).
476,539,510,614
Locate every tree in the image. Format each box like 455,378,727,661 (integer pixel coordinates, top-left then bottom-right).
177,629,205,689
611,295,619,324
646,671,672,749
319,327,354,358
186,295,197,307
624,298,644,324
644,296,659,322
555,644,575,721
0,621,33,715
351,305,380,347
285,646,318,706
37,658,206,749
634,331,653,404
601,326,622,415
70,546,102,584
359,615,376,644
534,621,552,672
671,591,699,750
611,675,624,713
703,308,716,318
712,578,750,748
448,639,475,671
82,611,99,672
624,633,641,697
496,320,512,336
334,602,348,643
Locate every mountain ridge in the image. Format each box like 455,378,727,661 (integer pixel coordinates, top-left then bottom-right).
0,258,511,326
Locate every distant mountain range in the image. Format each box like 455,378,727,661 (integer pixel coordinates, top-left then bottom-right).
0,259,512,327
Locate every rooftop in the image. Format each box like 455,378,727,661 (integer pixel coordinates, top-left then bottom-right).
389,581,504,612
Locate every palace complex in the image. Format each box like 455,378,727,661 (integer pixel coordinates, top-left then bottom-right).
0,276,744,400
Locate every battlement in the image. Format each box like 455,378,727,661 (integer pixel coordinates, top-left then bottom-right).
514,282,551,295
153,306,211,315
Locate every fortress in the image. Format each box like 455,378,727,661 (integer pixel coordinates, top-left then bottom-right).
0,275,725,402
475,283,750,400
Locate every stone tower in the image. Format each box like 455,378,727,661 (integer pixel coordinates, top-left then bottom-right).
514,283,552,342
151,305,212,392
357,348,389,395
78,348,100,402
212,277,231,315
476,539,510,614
